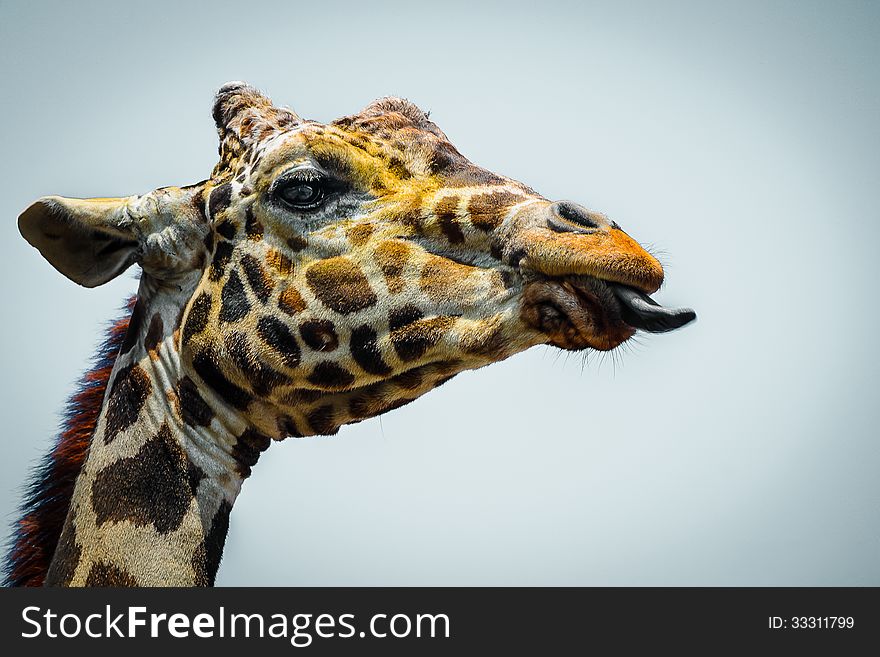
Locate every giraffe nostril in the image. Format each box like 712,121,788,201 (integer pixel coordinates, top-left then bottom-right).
558,201,598,228
547,201,602,234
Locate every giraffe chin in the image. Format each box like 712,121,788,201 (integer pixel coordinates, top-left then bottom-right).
521,276,636,352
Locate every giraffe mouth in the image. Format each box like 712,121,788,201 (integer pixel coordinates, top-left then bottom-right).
521,275,696,351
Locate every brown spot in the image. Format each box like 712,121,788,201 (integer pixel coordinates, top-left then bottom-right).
373,396,416,417
203,501,231,586
284,388,324,404
435,195,464,244
389,305,423,331
390,316,456,362
240,428,272,452
192,189,207,221
119,297,146,356
307,404,338,435
192,349,253,410
349,324,392,375
299,319,339,352
278,416,304,438
307,361,355,389
278,287,307,315
241,254,275,303
429,144,456,173
209,241,234,281
103,364,152,445
225,331,287,395
392,368,424,390
346,223,374,246
468,190,524,231
216,220,236,239
85,561,138,587
177,376,214,427
287,235,308,251
306,257,377,314
490,240,504,261
387,156,411,180
374,241,410,294
388,197,425,231
419,255,477,302
343,132,371,152
92,423,193,534
208,183,233,220
218,271,251,323
231,428,272,478
256,316,301,369
347,387,385,419
187,460,205,495
266,248,293,277
182,292,212,345
144,313,164,354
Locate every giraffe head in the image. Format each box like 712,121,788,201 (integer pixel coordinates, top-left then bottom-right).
19,82,694,438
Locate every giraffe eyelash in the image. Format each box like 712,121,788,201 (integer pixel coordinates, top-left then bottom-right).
269,167,350,212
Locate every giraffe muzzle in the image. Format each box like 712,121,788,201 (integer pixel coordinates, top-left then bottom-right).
508,200,695,348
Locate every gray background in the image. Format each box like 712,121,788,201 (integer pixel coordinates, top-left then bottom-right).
1,0,877,585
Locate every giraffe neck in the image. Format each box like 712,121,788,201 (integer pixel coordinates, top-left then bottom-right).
45,275,266,586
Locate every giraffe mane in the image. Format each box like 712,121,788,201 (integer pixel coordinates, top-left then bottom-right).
3,296,136,587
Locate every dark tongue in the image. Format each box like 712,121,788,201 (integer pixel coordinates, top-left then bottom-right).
610,284,696,333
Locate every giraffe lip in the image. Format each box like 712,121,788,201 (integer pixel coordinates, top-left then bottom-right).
522,276,695,350
608,283,697,333
521,276,632,350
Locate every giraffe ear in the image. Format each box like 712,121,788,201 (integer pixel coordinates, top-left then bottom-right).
212,81,299,172
18,196,140,288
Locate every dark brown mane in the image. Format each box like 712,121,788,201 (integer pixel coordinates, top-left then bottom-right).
4,297,136,587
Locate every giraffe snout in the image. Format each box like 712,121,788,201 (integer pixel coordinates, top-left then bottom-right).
496,200,665,294
514,200,695,350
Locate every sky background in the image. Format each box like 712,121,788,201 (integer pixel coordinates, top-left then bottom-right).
1,0,878,585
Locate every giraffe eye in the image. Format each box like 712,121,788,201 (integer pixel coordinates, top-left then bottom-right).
275,181,327,210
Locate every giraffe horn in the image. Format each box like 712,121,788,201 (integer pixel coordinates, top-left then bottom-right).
212,81,300,175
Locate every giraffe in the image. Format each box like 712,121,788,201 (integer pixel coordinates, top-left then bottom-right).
7,82,695,587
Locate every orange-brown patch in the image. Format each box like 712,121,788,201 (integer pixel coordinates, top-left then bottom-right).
468,190,524,231
305,257,377,314
374,240,411,294
435,195,464,244
266,248,293,277
346,223,374,247
278,287,307,315
419,254,477,302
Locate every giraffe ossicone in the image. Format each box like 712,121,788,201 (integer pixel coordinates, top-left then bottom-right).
8,82,695,586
